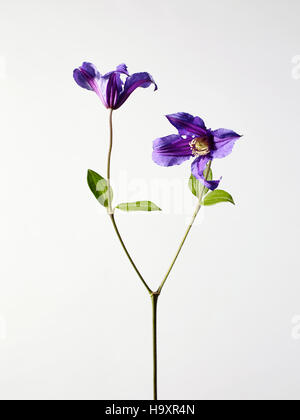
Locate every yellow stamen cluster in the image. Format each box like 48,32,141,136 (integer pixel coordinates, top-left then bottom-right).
189,137,210,156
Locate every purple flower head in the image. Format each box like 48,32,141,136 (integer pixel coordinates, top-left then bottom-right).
73,62,157,109
153,113,241,190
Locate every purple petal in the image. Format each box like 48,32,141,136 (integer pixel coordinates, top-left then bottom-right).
73,62,100,91
212,128,241,158
103,63,129,78
104,72,124,108
115,72,157,109
115,63,129,75
152,134,192,167
191,156,220,191
166,113,207,136
73,62,108,107
81,62,101,79
99,64,129,108
73,69,93,91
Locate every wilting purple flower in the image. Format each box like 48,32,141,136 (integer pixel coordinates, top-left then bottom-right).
153,113,241,190
73,62,157,109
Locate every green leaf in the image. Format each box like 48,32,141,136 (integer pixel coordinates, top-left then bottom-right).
116,201,162,212
202,189,235,206
188,165,213,198
87,169,113,208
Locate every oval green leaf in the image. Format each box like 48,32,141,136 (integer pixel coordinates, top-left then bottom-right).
116,201,161,212
188,165,213,198
202,189,235,206
87,169,113,208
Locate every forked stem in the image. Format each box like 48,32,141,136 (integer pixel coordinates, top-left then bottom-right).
105,108,211,400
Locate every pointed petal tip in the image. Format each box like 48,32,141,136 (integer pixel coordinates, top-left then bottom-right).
116,63,129,75
165,112,207,136
191,156,221,191
114,71,158,108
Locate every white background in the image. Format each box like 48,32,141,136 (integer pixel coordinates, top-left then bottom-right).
0,0,300,400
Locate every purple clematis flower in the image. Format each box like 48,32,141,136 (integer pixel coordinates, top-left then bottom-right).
152,113,241,190
73,62,157,109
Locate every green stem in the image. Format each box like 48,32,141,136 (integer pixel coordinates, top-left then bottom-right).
109,214,153,294
157,161,212,294
106,110,152,295
107,109,113,214
151,292,159,400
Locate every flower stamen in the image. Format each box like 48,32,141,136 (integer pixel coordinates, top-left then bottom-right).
189,137,210,156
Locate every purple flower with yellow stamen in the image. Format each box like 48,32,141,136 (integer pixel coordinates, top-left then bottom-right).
73,62,157,109
152,112,241,190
